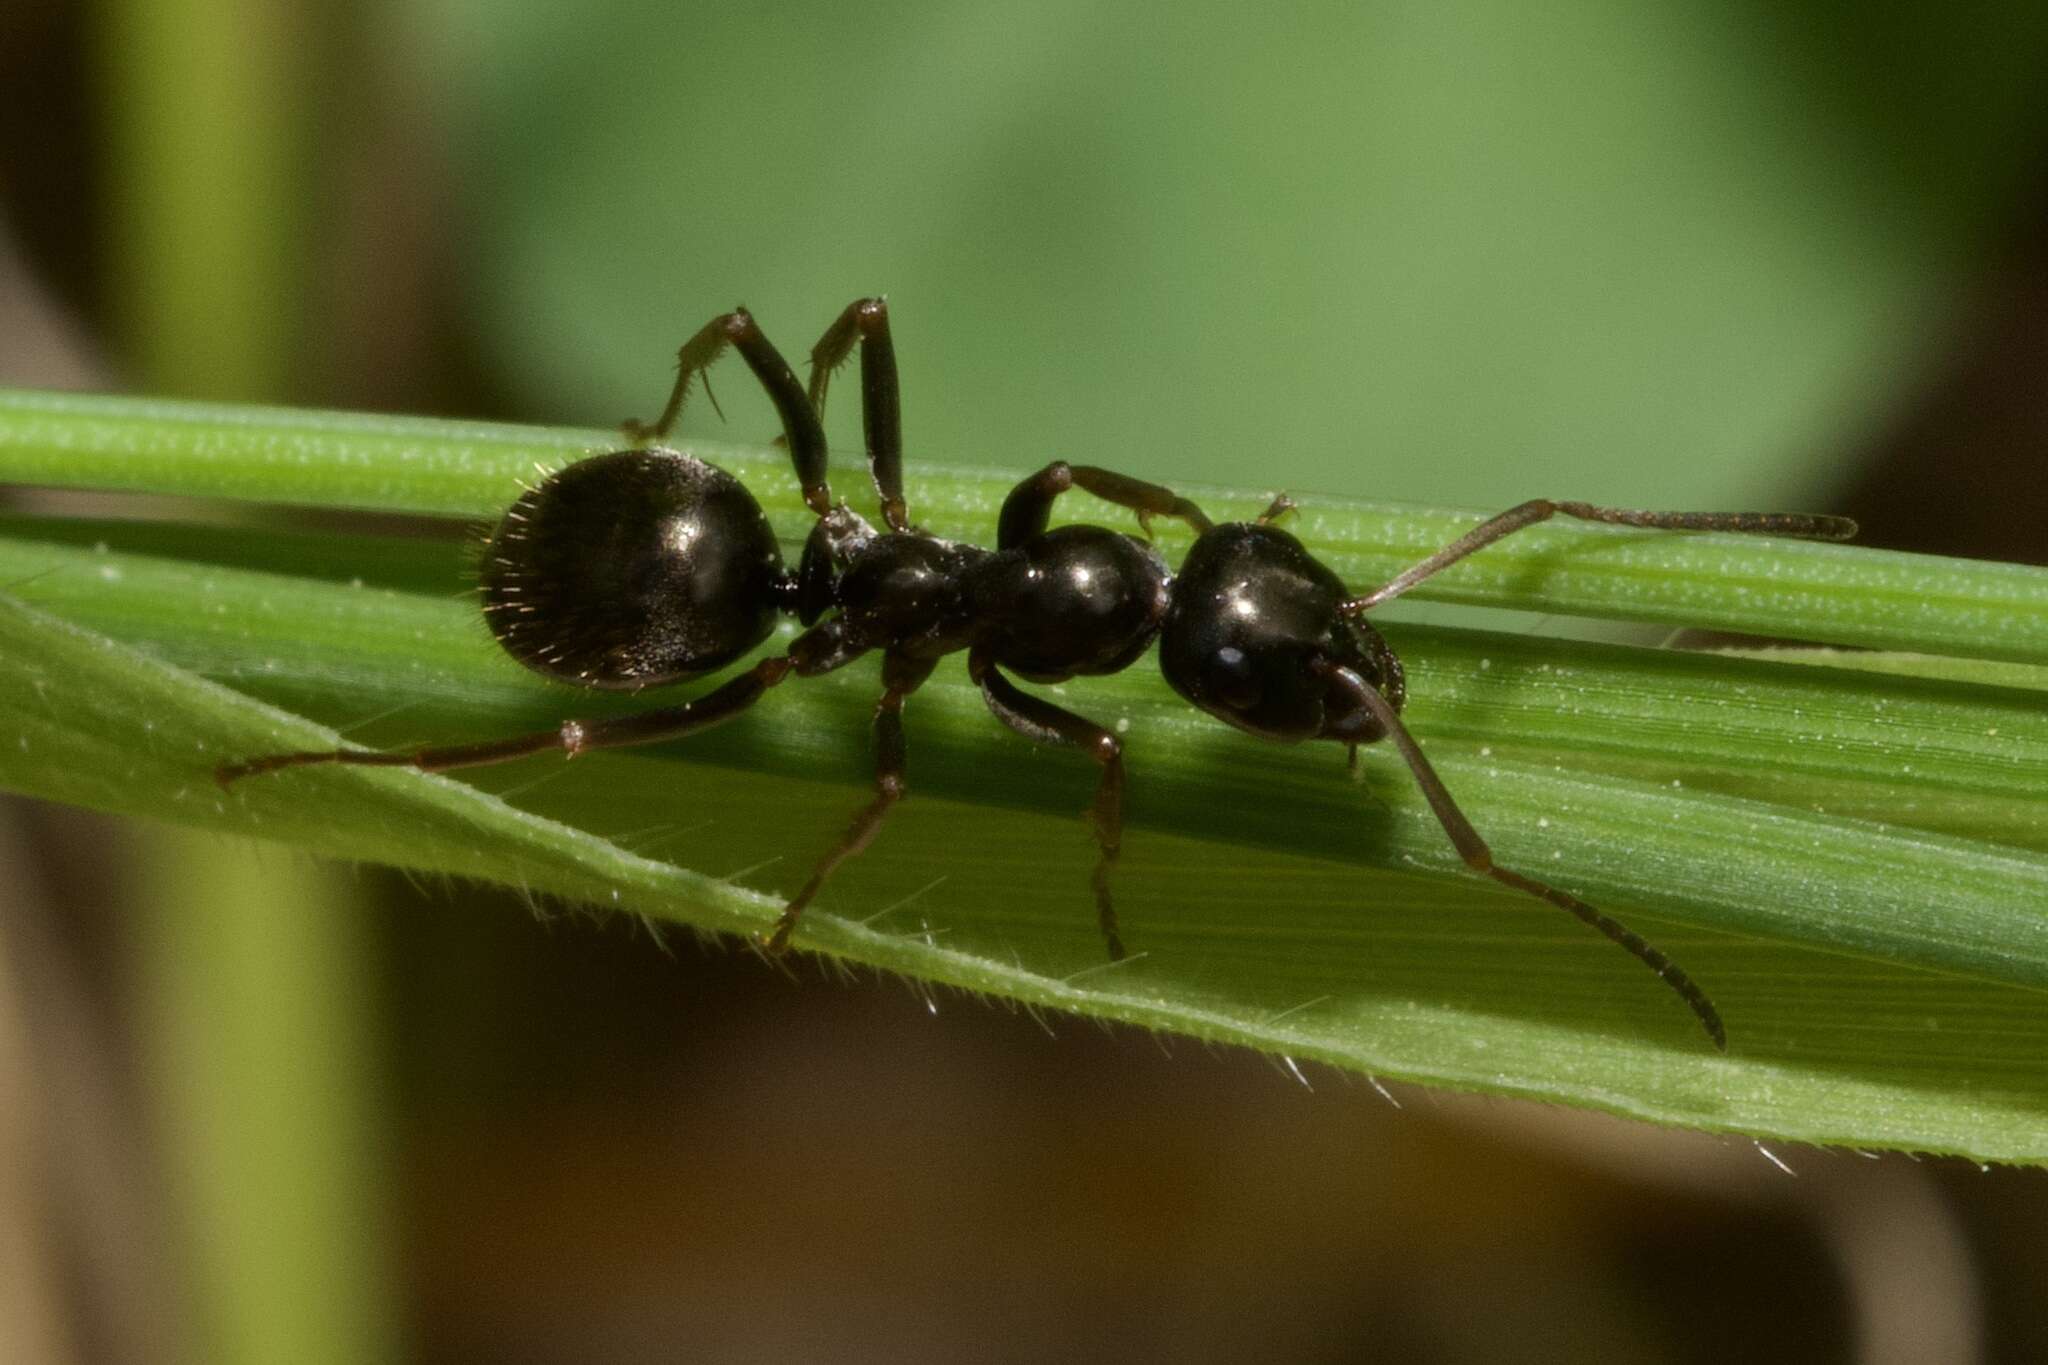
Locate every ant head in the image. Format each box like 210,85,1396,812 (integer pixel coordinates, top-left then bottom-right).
1160,523,1402,744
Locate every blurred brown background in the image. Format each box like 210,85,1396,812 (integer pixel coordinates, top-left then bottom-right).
3,1,2048,1361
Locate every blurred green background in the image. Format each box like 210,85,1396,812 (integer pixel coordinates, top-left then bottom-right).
3,0,2048,1361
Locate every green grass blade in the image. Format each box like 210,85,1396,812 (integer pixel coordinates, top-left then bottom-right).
4,389,2048,1161
6,387,2047,660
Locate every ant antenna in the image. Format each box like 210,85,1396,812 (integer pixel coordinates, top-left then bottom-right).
1316,660,1726,1050
1342,499,1857,616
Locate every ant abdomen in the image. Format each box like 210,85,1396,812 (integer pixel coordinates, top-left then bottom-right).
480,449,786,689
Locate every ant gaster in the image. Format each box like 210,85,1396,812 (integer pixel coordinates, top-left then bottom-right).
219,300,1856,1050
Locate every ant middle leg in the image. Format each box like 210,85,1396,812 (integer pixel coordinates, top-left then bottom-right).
997,462,1215,550
805,297,910,533
967,647,1131,959
623,307,834,517
763,650,936,952
1341,499,1858,615
215,656,796,785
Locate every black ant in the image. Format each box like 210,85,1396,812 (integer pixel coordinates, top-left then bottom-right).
217,299,1856,1049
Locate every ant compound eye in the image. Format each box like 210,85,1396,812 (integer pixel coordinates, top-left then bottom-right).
1204,645,1262,712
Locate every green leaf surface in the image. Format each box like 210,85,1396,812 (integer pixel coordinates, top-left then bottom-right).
8,387,2046,658
4,390,2047,1162
431,1,2048,515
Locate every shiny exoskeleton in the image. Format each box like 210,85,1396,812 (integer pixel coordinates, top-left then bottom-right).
1161,515,1406,746
480,449,786,688
218,299,1856,1049
219,300,1206,960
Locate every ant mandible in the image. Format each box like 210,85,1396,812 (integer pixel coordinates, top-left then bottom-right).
218,299,1856,1050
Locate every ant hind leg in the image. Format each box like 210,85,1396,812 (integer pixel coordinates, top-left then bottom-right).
624,307,834,517
805,298,910,532
216,657,795,785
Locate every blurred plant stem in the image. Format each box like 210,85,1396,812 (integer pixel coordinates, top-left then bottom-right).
138,829,396,1365
94,0,396,1358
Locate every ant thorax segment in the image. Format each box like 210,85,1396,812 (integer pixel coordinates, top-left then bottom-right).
963,525,1173,684
834,533,994,662
790,502,879,624
815,502,879,560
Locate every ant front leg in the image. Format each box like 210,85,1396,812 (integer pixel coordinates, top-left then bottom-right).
805,297,910,533
1342,499,1858,615
997,462,1215,550
763,650,936,952
216,657,795,784
967,647,1130,959
624,307,834,517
